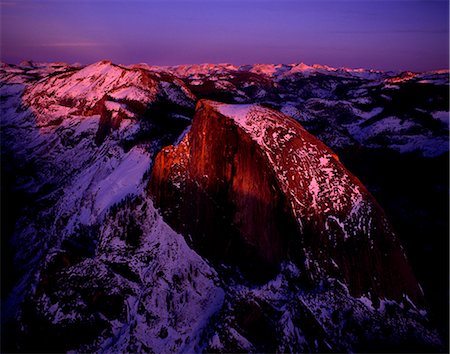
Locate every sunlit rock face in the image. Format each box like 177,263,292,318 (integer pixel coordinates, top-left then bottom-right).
150,99,423,305
151,101,296,277
1,61,445,352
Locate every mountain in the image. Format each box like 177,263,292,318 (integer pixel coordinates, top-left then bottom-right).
150,99,422,306
1,60,448,352
1,60,198,351
163,62,448,157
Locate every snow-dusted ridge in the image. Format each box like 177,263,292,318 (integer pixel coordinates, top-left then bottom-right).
0,60,446,352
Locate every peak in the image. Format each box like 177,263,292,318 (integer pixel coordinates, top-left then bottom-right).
199,99,269,118
214,101,255,120
199,100,299,150
79,60,116,72
74,60,124,78
19,59,35,67
291,62,314,71
96,59,113,66
150,101,423,305
198,99,255,117
312,63,336,70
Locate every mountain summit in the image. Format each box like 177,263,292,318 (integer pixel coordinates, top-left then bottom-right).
150,99,423,305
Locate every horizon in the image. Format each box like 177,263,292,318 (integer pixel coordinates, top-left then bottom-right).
1,0,448,72
5,58,450,73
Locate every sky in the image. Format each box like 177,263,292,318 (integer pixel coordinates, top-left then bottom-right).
1,0,449,71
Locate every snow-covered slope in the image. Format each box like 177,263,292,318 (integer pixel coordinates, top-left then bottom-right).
20,194,225,353
0,60,209,352
1,60,447,352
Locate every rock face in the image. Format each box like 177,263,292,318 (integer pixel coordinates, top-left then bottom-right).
1,62,444,352
150,100,422,305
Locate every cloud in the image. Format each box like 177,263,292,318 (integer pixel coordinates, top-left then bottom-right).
37,42,109,47
331,29,447,34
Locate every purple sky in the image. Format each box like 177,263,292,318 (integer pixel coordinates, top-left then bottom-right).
1,0,448,71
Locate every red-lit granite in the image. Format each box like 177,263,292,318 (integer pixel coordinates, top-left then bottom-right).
150,99,423,306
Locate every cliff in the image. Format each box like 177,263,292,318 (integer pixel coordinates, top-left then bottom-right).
150,99,423,305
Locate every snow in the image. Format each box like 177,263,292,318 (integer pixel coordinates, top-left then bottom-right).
228,328,254,351
432,111,449,125
327,215,349,240
391,135,449,157
216,103,254,128
319,157,329,166
0,83,25,97
166,63,238,78
105,100,124,111
109,86,154,103
343,106,449,157
2,60,445,353
281,104,301,119
0,70,224,352
384,84,400,90
358,295,374,310
350,96,372,105
249,63,290,78
415,71,449,85
309,177,320,208
164,61,394,83
213,100,379,247
350,116,415,141
379,299,399,313
289,62,315,76
214,80,235,90
94,147,151,215
96,197,225,353
357,107,383,120
175,125,192,145
209,334,223,350
23,60,159,120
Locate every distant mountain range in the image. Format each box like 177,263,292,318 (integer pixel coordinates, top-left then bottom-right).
1,60,448,352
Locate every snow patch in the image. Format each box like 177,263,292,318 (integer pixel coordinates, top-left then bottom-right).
94,147,151,215
432,111,449,125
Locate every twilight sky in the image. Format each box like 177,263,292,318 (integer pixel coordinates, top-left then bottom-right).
1,0,448,71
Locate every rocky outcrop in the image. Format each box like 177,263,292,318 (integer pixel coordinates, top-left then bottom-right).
150,99,423,305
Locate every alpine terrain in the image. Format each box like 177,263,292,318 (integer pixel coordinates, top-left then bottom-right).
1,60,448,352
